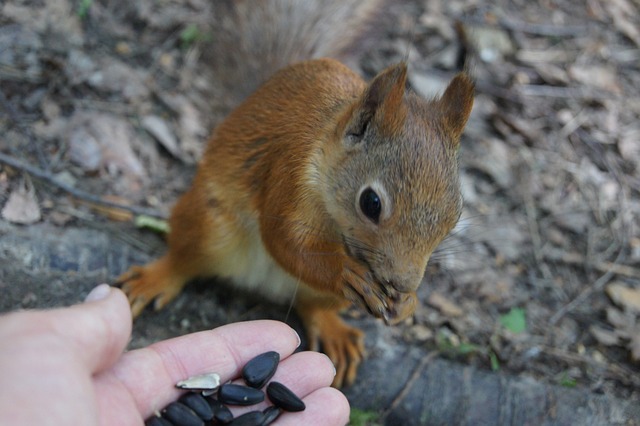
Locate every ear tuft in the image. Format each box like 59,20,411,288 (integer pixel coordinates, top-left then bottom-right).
344,63,408,143
439,73,474,143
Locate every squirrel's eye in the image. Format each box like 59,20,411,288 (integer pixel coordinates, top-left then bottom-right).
359,188,381,224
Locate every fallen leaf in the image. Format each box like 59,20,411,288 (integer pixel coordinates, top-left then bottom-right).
409,324,433,342
142,115,181,159
87,59,149,101
606,306,634,330
606,0,640,46
589,325,620,346
466,25,515,63
618,128,640,167
66,111,147,192
427,292,463,317
1,181,41,224
568,65,621,94
606,283,640,313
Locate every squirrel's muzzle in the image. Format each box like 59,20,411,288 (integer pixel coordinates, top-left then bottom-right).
382,290,418,325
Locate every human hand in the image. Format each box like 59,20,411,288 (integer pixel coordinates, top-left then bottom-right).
0,284,349,425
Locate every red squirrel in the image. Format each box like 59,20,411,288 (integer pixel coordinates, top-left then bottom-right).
119,0,474,387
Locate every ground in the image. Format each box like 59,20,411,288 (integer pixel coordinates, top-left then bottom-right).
1,0,639,424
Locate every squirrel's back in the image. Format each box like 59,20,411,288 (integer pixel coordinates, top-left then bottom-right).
208,0,390,108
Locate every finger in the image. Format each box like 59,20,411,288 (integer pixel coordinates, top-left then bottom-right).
0,284,132,374
95,320,300,418
276,387,350,426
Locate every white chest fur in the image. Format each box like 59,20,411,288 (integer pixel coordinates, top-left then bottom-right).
213,226,302,304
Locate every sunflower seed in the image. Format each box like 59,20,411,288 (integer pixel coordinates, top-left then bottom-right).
179,393,213,421
145,416,173,426
242,351,279,389
162,402,204,426
261,406,282,425
208,398,234,423
229,410,264,426
218,384,265,406
266,382,305,412
176,372,221,392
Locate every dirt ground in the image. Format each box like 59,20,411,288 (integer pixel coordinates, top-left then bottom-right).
1,0,639,424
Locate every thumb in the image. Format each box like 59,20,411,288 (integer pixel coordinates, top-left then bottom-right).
35,284,132,374
72,284,133,373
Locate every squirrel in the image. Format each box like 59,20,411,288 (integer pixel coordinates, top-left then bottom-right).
118,0,474,388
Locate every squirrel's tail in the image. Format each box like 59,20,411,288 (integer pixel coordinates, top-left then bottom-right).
209,0,390,107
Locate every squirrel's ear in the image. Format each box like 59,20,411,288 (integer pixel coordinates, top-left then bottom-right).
344,63,408,143
438,73,474,142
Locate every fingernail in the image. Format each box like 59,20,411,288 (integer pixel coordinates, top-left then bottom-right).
292,329,301,348
84,284,112,302
326,354,337,377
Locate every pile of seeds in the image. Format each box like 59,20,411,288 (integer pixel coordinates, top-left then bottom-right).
145,351,306,426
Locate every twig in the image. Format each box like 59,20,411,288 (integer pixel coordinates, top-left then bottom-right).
382,350,439,420
498,17,588,38
544,249,640,279
458,15,587,38
541,346,640,388
549,247,626,325
517,84,617,100
0,151,167,219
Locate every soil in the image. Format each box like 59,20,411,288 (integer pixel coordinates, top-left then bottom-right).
1,0,639,424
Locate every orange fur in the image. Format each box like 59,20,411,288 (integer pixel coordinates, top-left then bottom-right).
120,56,474,387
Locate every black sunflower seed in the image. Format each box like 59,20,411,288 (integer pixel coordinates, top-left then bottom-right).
208,398,234,423
228,410,264,426
179,393,213,421
145,416,173,426
266,382,305,412
162,402,204,426
218,383,265,406
261,406,282,425
242,351,279,389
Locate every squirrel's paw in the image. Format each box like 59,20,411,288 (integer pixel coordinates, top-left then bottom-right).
306,310,365,388
115,262,184,318
341,259,418,325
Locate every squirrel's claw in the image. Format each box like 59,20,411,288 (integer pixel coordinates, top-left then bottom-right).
342,259,418,324
117,260,186,318
303,308,365,388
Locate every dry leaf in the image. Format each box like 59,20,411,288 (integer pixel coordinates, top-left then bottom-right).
606,283,640,313
466,25,515,63
142,115,181,159
606,0,640,46
66,111,147,189
1,182,41,224
589,325,620,346
568,65,621,94
606,306,634,330
427,292,463,317
618,128,640,166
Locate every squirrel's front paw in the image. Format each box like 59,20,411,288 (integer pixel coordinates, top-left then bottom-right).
115,260,184,317
341,259,418,324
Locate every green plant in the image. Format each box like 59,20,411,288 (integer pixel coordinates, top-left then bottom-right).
77,0,93,19
500,307,526,334
349,408,382,426
180,24,210,48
